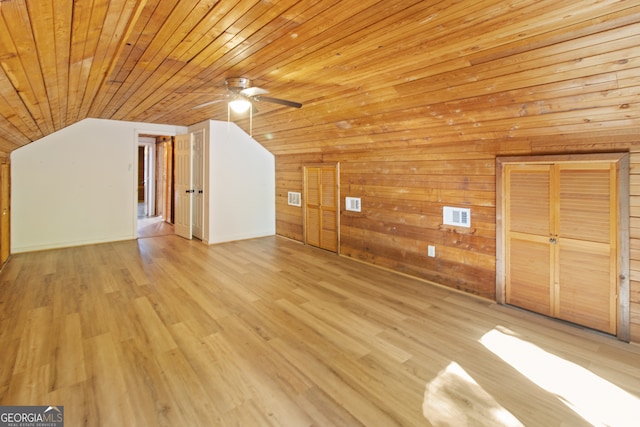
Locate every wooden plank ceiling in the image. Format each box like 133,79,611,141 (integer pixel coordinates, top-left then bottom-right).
0,0,638,156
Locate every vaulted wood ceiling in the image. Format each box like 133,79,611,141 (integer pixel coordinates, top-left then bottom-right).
0,0,638,156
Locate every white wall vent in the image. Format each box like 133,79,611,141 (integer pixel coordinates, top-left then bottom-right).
443,206,470,227
345,197,361,212
288,191,301,207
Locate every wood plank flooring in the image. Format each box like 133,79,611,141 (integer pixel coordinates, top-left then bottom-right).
137,216,174,238
1,235,639,426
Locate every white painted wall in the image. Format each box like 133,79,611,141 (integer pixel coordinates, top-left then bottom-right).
11,118,187,252
11,117,274,252
189,120,275,244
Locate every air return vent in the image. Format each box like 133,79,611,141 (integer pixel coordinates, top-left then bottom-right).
443,206,470,227
345,197,361,212
288,191,301,207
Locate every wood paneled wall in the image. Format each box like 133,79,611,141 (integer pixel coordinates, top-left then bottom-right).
275,131,640,343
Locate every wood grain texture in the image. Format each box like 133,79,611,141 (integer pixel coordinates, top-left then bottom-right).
276,135,640,343
0,1,638,153
1,235,639,426
503,158,621,336
2,0,640,343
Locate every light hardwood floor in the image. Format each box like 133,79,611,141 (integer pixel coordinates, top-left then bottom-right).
137,202,174,238
137,216,174,239
1,235,639,426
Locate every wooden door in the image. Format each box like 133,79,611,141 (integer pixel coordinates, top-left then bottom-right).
556,163,618,334
305,166,338,252
137,146,145,202
503,159,621,335
174,134,193,240
155,142,165,219
0,162,9,265
504,164,553,316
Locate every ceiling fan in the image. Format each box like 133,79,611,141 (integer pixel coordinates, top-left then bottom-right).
193,77,302,113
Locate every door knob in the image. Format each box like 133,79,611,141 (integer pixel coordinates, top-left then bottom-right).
549,237,557,244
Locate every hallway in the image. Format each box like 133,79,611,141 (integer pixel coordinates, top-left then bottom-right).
137,202,174,238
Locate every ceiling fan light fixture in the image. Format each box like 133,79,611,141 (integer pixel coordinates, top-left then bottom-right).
229,98,251,113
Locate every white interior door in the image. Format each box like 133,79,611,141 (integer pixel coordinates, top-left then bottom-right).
143,145,149,216
174,133,193,239
192,130,204,240
144,144,155,216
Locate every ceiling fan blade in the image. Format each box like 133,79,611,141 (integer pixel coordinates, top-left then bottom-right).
192,99,226,109
241,86,268,97
253,95,302,108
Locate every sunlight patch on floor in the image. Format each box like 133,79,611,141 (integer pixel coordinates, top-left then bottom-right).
423,361,524,427
480,328,640,427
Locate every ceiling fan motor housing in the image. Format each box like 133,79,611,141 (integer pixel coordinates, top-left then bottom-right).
225,77,252,93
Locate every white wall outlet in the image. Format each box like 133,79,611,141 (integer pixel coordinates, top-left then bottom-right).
428,245,435,257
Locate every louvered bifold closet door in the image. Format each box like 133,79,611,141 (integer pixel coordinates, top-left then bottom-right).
305,168,321,247
505,164,553,316
504,160,619,335
320,167,338,252
556,163,617,335
305,166,338,252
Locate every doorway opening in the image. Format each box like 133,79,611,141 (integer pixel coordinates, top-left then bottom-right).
137,134,174,238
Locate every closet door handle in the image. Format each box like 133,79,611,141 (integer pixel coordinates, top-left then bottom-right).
549,237,557,244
